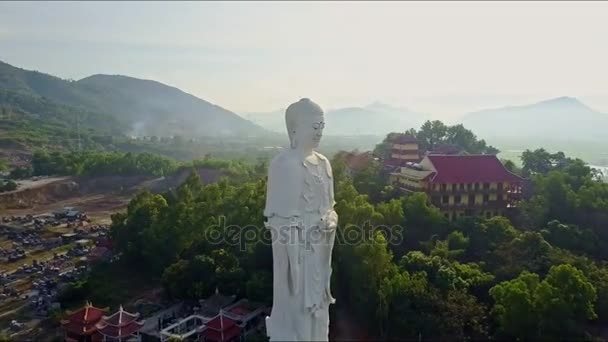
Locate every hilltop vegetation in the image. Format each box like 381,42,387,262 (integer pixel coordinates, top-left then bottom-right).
0,60,266,144
0,89,122,150
51,139,608,340
374,120,499,159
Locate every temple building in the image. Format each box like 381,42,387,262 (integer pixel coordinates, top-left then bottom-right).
96,305,145,342
383,133,421,168
200,311,242,342
221,299,267,339
390,154,526,220
61,302,108,342
158,296,267,342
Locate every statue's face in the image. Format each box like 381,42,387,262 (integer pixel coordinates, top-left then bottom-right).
296,114,325,149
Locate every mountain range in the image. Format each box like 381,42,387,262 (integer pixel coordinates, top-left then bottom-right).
243,102,429,136
460,96,608,142
0,60,265,138
2,60,607,146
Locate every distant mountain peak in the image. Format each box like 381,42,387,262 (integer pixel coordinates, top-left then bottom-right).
0,60,267,137
535,96,589,110
461,95,608,142
364,101,412,113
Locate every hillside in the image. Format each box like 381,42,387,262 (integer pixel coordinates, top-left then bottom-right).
0,61,266,138
0,88,122,151
244,102,428,136
460,97,608,142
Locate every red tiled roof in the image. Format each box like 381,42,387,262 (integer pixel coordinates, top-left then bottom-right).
206,315,237,331
96,306,144,338
202,314,242,342
62,321,98,336
202,323,242,342
62,304,108,336
97,321,144,338
426,155,524,184
101,306,140,326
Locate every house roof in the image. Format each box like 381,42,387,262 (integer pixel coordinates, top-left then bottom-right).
61,303,108,335
198,293,236,318
96,306,144,338
206,314,237,331
61,321,99,336
224,299,266,321
100,305,140,326
203,315,242,342
64,303,107,324
97,321,144,338
426,155,524,184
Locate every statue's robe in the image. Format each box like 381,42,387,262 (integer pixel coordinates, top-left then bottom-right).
264,150,337,341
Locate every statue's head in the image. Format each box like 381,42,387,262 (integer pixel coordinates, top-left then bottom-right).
285,98,325,150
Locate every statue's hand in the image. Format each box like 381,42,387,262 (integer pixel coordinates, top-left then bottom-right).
320,210,338,232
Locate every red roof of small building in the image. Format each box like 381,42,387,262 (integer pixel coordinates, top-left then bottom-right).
97,322,144,339
206,314,237,331
426,155,524,184
96,306,144,339
202,315,242,342
101,306,140,326
61,303,108,336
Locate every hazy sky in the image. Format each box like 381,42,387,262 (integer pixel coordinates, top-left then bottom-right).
1,1,608,120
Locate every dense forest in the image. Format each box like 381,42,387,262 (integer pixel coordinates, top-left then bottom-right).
55,136,608,340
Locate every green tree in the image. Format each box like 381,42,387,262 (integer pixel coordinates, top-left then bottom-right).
490,271,540,339
490,265,597,340
401,192,446,250
535,264,597,338
417,120,448,151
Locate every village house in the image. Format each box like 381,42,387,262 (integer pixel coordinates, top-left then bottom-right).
389,154,526,220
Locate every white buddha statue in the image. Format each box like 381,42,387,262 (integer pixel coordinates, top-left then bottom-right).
264,98,338,341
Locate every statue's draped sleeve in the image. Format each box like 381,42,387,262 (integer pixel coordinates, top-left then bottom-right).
315,151,336,209
264,153,303,219
264,153,303,295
